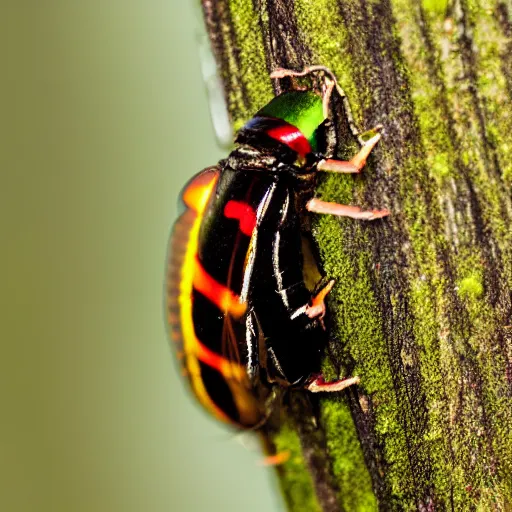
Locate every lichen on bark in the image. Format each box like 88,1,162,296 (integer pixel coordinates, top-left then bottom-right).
200,0,512,510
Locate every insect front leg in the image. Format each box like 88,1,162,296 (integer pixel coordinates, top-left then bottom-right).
306,374,360,393
309,126,390,220
290,279,335,330
316,128,381,174
304,279,335,321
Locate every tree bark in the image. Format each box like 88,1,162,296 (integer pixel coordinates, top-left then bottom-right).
200,0,512,510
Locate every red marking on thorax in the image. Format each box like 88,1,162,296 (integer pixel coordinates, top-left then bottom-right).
224,200,257,236
266,124,312,157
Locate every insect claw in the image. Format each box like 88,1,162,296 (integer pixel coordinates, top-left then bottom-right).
368,209,391,220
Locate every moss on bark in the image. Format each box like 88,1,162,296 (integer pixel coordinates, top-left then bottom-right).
201,0,512,509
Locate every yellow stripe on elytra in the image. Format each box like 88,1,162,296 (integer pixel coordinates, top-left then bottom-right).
178,171,248,424
227,0,273,128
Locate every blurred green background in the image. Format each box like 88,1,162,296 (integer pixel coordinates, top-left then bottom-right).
2,3,282,511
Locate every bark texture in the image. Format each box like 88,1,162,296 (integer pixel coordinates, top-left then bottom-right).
200,0,512,510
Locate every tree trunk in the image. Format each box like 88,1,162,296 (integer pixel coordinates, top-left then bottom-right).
200,0,512,510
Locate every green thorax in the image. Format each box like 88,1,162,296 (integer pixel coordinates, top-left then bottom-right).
257,91,325,150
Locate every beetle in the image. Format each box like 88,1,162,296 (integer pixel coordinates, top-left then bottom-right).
166,66,388,429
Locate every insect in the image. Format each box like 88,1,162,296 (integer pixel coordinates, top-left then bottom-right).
166,66,388,429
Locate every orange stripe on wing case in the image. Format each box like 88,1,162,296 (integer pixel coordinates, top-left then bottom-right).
195,341,247,380
193,257,247,318
182,171,218,212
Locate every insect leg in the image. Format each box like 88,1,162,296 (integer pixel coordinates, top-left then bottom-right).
260,451,291,466
306,199,390,220
305,279,335,322
306,374,360,393
317,131,381,174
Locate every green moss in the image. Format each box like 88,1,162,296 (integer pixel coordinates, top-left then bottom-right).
321,400,378,511
312,192,414,506
409,275,458,505
457,273,484,300
389,1,512,504
504,165,512,184
272,426,322,512
430,152,452,181
227,0,273,125
474,477,512,511
421,0,449,14
294,0,362,122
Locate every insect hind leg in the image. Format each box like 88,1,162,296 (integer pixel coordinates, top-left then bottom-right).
307,199,390,221
306,374,360,393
